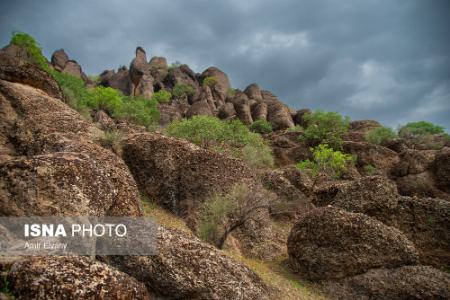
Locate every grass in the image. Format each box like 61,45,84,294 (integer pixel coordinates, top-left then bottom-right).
140,197,191,233
226,251,328,300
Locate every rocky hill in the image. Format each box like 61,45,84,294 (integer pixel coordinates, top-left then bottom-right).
0,35,449,300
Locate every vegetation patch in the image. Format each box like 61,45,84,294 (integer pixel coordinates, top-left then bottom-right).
151,89,172,104
301,110,350,150
250,120,273,134
172,83,195,98
166,115,274,167
365,126,397,145
202,76,218,87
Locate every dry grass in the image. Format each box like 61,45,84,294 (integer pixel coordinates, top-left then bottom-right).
140,197,191,233
227,251,329,300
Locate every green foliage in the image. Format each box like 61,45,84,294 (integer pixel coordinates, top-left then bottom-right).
88,86,122,113
302,110,350,150
172,83,195,98
288,125,304,132
10,31,49,70
197,192,235,243
151,89,172,103
365,126,397,145
166,116,274,167
296,144,355,180
249,120,273,134
399,121,446,138
0,274,13,299
226,88,236,98
115,96,160,129
202,76,218,87
363,164,377,175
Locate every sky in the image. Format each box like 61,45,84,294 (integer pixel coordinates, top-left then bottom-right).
1,0,449,131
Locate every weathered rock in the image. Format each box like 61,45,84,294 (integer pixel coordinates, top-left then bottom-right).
263,91,294,130
431,148,450,193
94,110,116,131
50,49,69,71
389,196,450,268
395,171,446,198
345,120,381,142
201,66,231,99
217,102,236,119
149,56,168,70
186,100,214,118
122,133,255,215
329,176,399,221
235,102,253,125
107,227,270,300
266,131,311,166
243,83,262,101
343,141,399,175
7,256,151,300
62,60,83,78
2,44,35,63
158,103,184,126
129,47,153,98
0,79,142,217
0,51,62,99
293,108,311,127
99,67,131,96
287,207,419,280
391,149,437,177
325,266,450,300
251,102,268,121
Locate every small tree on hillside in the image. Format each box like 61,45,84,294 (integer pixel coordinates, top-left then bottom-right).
197,183,269,249
296,144,355,187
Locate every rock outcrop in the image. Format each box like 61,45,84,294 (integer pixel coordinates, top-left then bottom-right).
324,266,450,300
287,207,419,280
122,133,255,215
5,256,151,300
106,227,271,300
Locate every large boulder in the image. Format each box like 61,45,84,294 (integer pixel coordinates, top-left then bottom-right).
106,227,270,300
325,266,450,300
186,100,214,118
50,49,69,71
201,66,231,100
129,47,153,98
252,102,268,121
217,102,236,119
262,91,294,130
122,133,255,215
62,59,83,78
328,176,399,221
343,141,399,175
6,256,151,299
0,51,62,99
287,207,419,280
293,108,311,127
99,67,131,95
243,83,262,101
395,171,446,199
0,79,142,217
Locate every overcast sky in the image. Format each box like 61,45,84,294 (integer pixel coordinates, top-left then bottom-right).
1,0,449,131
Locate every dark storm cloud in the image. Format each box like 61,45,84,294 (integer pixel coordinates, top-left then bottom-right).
1,0,449,130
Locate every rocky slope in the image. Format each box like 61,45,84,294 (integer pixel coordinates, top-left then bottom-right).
0,42,449,300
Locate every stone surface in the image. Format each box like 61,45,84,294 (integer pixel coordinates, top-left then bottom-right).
50,49,69,71
7,256,151,300
106,227,270,300
287,207,419,280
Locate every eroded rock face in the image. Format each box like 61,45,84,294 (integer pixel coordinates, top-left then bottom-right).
432,148,450,193
0,79,142,217
287,207,419,280
0,51,62,99
122,133,255,215
7,256,151,300
106,227,270,300
324,266,450,300
100,67,131,95
244,83,262,101
264,91,294,130
129,47,153,98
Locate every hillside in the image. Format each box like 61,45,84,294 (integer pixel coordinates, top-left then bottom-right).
0,33,449,300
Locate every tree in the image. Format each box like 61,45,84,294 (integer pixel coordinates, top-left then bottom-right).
197,183,269,249
302,110,350,150
399,121,445,138
296,144,355,187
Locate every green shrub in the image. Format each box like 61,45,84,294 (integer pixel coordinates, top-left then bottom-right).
10,31,49,70
363,164,377,175
302,110,350,150
166,116,273,167
202,76,218,87
172,83,195,98
288,125,303,132
399,121,445,138
297,144,355,184
88,86,122,113
249,120,273,134
115,96,160,129
365,126,397,144
151,89,172,103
